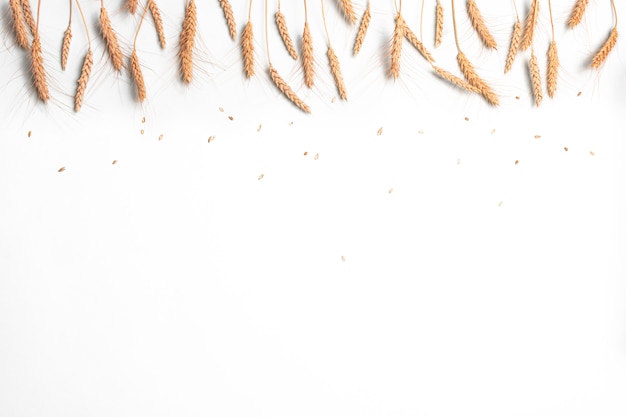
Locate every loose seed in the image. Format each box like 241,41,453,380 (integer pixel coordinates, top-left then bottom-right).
515,160,519,165
577,91,582,97
141,117,146,123
112,160,118,165
228,116,234,120
258,173,264,180
377,127,383,136
534,135,541,139
314,153,319,160
257,124,262,132
208,136,215,143
158,134,164,141
28,131,32,138
564,147,568,151
219,107,224,112
58,167,66,172
140,129,145,135
589,150,595,156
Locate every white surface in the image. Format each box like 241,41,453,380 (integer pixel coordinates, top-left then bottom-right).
1,1,625,416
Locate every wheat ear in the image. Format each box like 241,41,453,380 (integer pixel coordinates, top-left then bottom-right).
327,47,347,100
242,21,255,77
435,0,443,47
390,13,404,79
404,21,435,63
592,27,618,68
61,26,72,70
179,0,197,84
269,65,310,113
432,66,480,93
21,0,36,35
31,34,49,102
547,41,558,97
466,0,497,49
100,6,124,72
521,0,539,51
529,49,542,106
150,1,166,48
568,0,589,28
504,20,521,73
126,0,138,14
302,20,315,88
338,0,357,24
457,51,498,106
353,1,371,55
74,49,93,111
219,0,237,40
276,10,298,59
130,49,146,101
9,0,29,49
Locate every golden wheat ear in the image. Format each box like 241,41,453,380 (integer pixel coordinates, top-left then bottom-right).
504,20,521,73
547,41,558,98
568,0,589,28
130,49,146,102
432,66,480,94
466,0,497,49
269,64,311,113
353,1,371,55
74,49,93,112
591,28,618,69
520,0,539,51
241,21,255,78
30,33,50,103
20,0,37,35
9,0,29,49
435,0,443,47
100,7,124,71
125,0,138,14
150,1,166,49
179,0,198,84
389,13,404,79
529,49,542,107
457,51,498,106
302,21,315,88
338,0,357,24
276,10,298,59
219,0,237,40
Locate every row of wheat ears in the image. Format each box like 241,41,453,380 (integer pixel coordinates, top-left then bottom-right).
6,0,620,113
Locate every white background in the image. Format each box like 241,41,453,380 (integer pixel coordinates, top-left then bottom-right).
1,0,625,415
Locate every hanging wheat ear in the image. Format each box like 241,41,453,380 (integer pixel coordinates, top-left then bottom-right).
73,0,93,112
100,2,124,72
219,0,237,40
20,0,37,36
242,1,255,78
9,0,29,49
179,0,197,84
529,47,542,106
520,0,539,51
546,0,558,98
321,0,347,100
126,0,138,14
568,0,589,28
466,0,497,49
404,22,435,63
276,3,298,59
265,0,310,112
435,0,443,47
150,1,166,49
61,1,73,70
353,1,371,55
591,0,618,69
338,0,357,24
30,1,49,102
301,0,315,88
432,66,480,93
130,1,152,101
390,12,404,79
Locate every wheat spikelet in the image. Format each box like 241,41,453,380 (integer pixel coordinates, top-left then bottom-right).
404,22,435,63
457,51,498,106
276,10,298,60
241,21,255,78
547,41,558,97
269,64,310,113
529,50,542,106
504,20,521,73
179,0,197,84
61,25,72,70
150,1,166,49
338,0,357,24
568,0,589,28
302,21,314,88
9,0,29,49
433,66,480,93
130,49,146,102
20,0,36,35
74,49,93,111
390,13,404,79
30,34,49,103
100,7,124,71
521,0,539,51
435,0,443,47
466,0,497,49
353,1,371,55
327,46,347,100
591,28,618,68
219,0,237,40
125,0,138,14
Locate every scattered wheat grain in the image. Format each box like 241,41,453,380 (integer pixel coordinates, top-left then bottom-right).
589,150,595,156
577,91,582,96
142,116,146,123
112,160,118,165
28,130,32,137
258,174,264,180
208,135,215,143
58,167,66,172
464,117,469,121
466,0,497,49
314,153,319,160
257,124,262,131
140,129,145,135
564,147,568,151
229,116,234,120
534,135,541,139
515,160,519,165
377,127,383,135
159,134,164,141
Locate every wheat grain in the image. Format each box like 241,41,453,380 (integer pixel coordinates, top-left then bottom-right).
21,0,36,37
302,21,314,88
466,0,497,49
521,0,539,51
150,1,166,49
241,21,255,78
353,1,371,55
125,0,138,14
100,7,124,71
435,0,443,47
30,34,49,103
404,22,435,63
269,64,311,113
276,10,298,59
74,49,93,111
432,65,480,93
130,49,146,102
338,0,357,24
390,13,404,79
529,50,542,106
219,0,237,40
504,20,521,73
179,0,197,84
591,27,618,68
547,41,558,97
568,0,589,28
327,46,347,100
9,0,29,49
61,25,72,70
457,51,498,106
